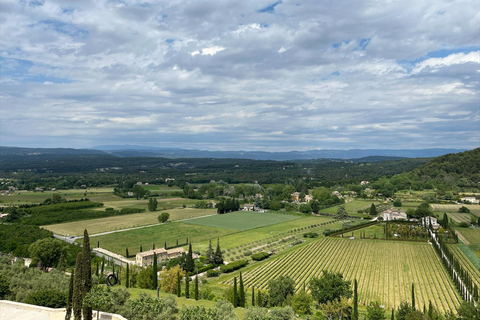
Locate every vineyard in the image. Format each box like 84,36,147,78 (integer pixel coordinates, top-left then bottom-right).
457,228,480,244
447,213,473,224
226,237,461,312
448,245,480,288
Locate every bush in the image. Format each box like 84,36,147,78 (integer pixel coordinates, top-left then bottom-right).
197,264,217,274
25,289,67,308
251,252,270,261
158,212,170,223
207,270,220,277
303,232,319,238
459,222,470,228
220,260,248,273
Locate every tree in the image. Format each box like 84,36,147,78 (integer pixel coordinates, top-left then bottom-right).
132,185,146,199
152,252,158,290
214,300,238,320
205,239,215,265
459,206,470,213
320,296,351,320
137,266,154,289
310,270,352,305
125,264,130,289
214,239,224,265
370,203,378,216
83,286,112,320
185,243,195,273
233,277,238,307
393,200,402,207
0,274,11,299
337,206,347,219
353,279,358,320
291,289,313,314
396,301,413,320
239,272,245,308
194,275,199,300
411,283,415,310
158,212,170,223
29,238,65,270
148,198,158,211
65,271,74,320
310,200,320,214
251,287,255,307
177,271,181,297
72,252,83,320
185,275,190,299
366,302,385,320
160,265,185,294
268,275,295,307
456,302,480,320
25,289,67,308
82,230,92,320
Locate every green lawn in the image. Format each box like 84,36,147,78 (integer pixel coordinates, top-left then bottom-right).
182,211,300,231
90,222,233,256
44,208,216,236
319,200,381,214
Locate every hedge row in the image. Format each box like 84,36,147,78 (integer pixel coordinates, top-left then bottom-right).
251,252,270,261
220,260,248,273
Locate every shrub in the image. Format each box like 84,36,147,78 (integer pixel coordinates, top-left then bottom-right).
459,222,470,228
303,232,319,238
251,252,270,261
207,270,220,277
25,289,67,308
220,260,248,273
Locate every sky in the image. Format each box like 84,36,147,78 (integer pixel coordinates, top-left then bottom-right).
0,0,479,151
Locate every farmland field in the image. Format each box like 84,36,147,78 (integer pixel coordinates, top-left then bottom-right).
43,208,216,236
447,213,474,224
456,228,480,244
431,204,480,215
87,222,233,256
226,237,461,312
319,200,382,214
182,211,300,231
448,244,480,288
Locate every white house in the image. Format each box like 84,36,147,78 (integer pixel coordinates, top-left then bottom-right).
381,209,407,221
421,216,440,229
461,197,479,204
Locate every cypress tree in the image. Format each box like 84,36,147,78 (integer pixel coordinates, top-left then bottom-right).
185,242,195,272
101,259,104,275
233,277,238,307
177,271,181,297
140,245,142,252
214,238,223,265
353,279,358,320
95,261,99,277
205,239,214,264
153,252,158,290
194,275,199,300
391,309,394,320
65,270,74,320
126,248,129,258
72,253,83,320
176,239,178,246
82,230,92,320
423,304,426,314
256,290,262,307
428,301,433,319
239,272,245,307
126,264,130,288
411,283,415,310
164,241,167,249
185,275,190,299
153,243,155,250
97,241,99,248
252,287,255,306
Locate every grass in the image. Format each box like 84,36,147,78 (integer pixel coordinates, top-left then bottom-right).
431,204,480,215
89,222,233,256
225,237,461,313
194,216,337,253
182,211,301,231
319,200,382,215
447,213,474,224
43,208,216,236
456,228,480,245
0,188,117,204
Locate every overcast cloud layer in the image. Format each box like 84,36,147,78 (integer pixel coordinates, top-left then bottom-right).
0,0,479,151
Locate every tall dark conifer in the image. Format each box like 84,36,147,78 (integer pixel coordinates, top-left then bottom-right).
177,271,181,297
391,309,394,320
152,252,158,290
82,230,92,320
185,275,190,299
239,272,245,307
353,279,358,320
205,239,214,264
126,248,129,258
214,238,223,265
126,263,130,288
72,253,83,320
411,283,415,310
185,243,195,272
252,287,255,306
194,275,199,300
65,270,74,320
233,277,238,307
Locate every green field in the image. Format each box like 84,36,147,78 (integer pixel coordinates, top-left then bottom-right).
90,222,233,256
43,208,216,236
448,244,480,288
226,237,461,312
456,228,480,244
194,216,338,253
319,200,382,215
431,204,480,215
182,211,300,231
447,213,474,224
0,188,117,204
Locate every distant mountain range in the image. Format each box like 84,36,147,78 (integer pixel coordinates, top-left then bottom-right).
1,145,465,161
90,145,466,160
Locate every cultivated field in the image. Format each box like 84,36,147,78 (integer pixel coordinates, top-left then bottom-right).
182,211,300,231
448,244,480,288
43,208,216,236
319,200,382,215
456,228,480,244
431,204,480,215
447,213,474,224
89,222,233,256
228,237,461,312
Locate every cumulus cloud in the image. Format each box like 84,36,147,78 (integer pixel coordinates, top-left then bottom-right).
0,0,479,150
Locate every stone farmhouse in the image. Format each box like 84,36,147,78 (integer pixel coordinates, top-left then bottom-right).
381,209,408,221
135,247,185,267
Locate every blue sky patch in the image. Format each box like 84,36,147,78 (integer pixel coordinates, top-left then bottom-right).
39,20,88,37
258,1,282,13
